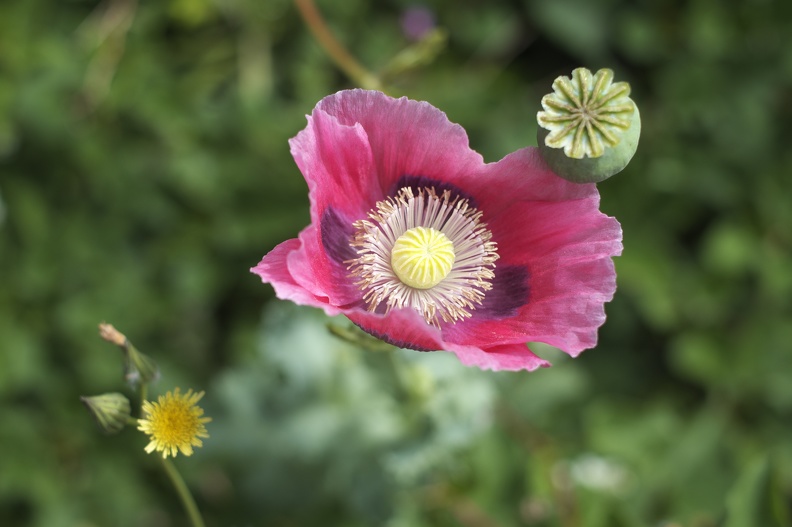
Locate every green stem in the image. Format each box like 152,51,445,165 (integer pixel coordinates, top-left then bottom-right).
140,383,148,406
160,457,206,527
293,0,382,90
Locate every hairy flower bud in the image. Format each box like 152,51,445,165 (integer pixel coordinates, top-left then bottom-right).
81,393,131,435
99,323,160,387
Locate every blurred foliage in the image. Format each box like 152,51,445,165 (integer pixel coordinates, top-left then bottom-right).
1,0,792,526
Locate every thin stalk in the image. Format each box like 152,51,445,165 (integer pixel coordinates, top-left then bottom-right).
160,457,206,527
293,0,382,90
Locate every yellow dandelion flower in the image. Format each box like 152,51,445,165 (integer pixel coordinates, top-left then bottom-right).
137,388,211,459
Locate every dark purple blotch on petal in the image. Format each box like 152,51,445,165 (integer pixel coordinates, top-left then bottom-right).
477,265,530,319
320,207,367,310
392,175,477,207
321,207,357,264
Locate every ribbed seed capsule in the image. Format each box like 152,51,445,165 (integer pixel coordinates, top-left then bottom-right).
537,67,640,183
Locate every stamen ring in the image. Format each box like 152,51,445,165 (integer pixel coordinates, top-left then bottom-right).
347,187,498,326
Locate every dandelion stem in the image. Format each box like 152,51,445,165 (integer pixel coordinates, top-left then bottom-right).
293,0,382,90
160,457,206,527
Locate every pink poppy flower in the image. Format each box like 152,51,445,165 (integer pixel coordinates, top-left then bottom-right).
252,89,622,371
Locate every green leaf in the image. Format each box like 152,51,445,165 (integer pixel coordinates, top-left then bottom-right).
724,455,791,527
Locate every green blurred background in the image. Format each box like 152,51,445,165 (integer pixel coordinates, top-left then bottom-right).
2,0,791,525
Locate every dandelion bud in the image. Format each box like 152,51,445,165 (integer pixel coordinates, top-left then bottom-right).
99,323,160,387
537,67,640,183
123,344,160,387
80,393,131,435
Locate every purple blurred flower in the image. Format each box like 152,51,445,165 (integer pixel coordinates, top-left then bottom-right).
401,6,435,41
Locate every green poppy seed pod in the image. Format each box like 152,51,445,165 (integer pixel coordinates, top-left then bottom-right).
537,67,640,183
81,392,131,435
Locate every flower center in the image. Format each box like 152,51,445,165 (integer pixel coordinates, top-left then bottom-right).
391,227,455,289
348,187,498,326
137,388,211,459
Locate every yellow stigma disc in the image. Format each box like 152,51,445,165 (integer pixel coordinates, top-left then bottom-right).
391,227,455,289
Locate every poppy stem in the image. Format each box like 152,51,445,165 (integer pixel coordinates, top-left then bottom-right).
293,0,383,91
